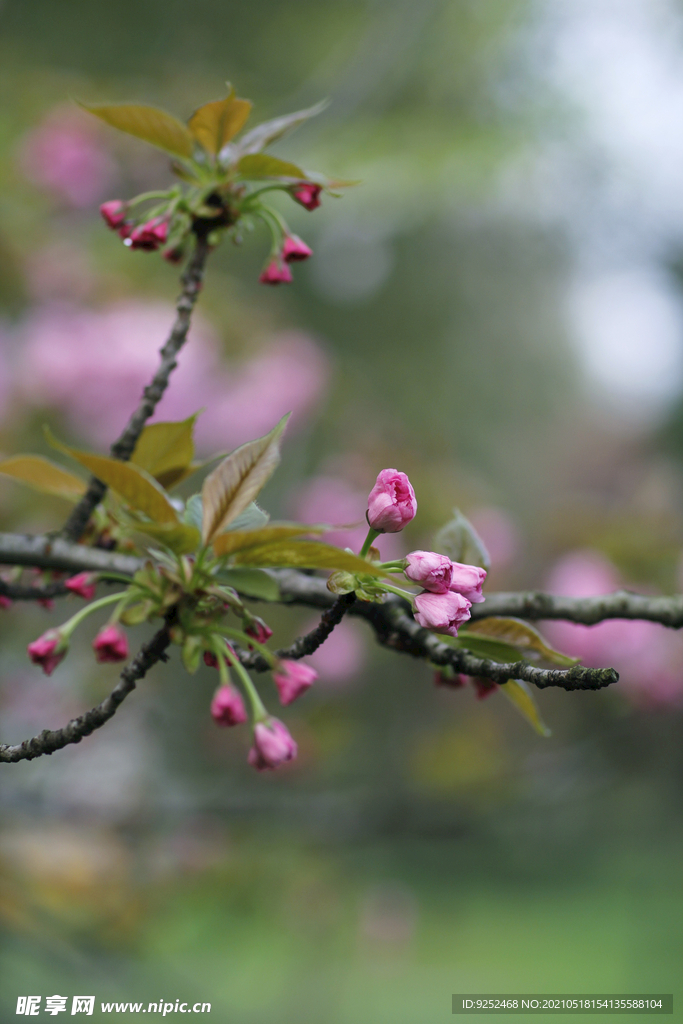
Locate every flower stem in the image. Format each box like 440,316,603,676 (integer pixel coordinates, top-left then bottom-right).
217,639,268,722
359,528,380,559
380,583,417,605
62,591,127,636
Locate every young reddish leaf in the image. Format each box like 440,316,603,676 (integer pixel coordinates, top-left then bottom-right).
236,154,306,181
188,93,252,154
466,617,578,667
45,428,179,525
81,103,194,158
0,455,86,501
234,100,329,156
131,415,197,481
212,522,327,557
231,540,385,575
201,415,289,543
500,680,552,737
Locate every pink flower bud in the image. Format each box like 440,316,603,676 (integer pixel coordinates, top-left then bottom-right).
259,257,293,285
473,677,498,700
204,651,219,668
405,550,453,593
434,669,466,688
0,595,12,610
100,200,127,229
449,561,487,604
273,659,318,705
64,572,97,600
92,623,129,663
367,469,417,533
210,685,248,726
413,591,471,637
282,233,312,262
128,219,168,251
244,617,273,645
248,717,298,771
162,244,185,264
291,183,322,211
27,629,67,676
38,598,54,611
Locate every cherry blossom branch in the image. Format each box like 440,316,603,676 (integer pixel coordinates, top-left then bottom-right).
0,619,173,763
240,592,357,670
61,234,211,543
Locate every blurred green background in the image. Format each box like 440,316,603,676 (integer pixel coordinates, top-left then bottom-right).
0,0,682,1020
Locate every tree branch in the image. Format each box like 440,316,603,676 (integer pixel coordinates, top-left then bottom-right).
0,620,173,763
467,590,683,627
0,532,142,578
61,234,211,543
240,592,356,670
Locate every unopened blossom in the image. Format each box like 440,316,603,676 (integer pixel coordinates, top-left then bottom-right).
27,629,67,676
413,590,471,637
259,257,293,285
248,717,298,770
405,551,453,593
449,561,487,604
473,677,498,700
291,183,322,210
127,219,168,251
273,660,318,705
100,200,127,229
282,234,312,262
245,616,273,644
367,469,417,533
210,685,247,726
64,572,97,600
433,668,465,688
92,624,129,663
0,595,12,610
204,650,219,668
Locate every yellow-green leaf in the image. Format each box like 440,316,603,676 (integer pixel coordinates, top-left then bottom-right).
213,522,327,557
453,632,525,664
500,679,552,737
217,568,280,601
231,540,385,575
128,521,200,555
236,154,306,181
45,429,179,525
188,93,252,154
81,103,194,158
131,415,197,481
467,617,578,667
0,455,86,501
201,415,289,543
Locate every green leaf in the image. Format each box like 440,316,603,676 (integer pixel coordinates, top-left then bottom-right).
45,428,179,525
201,414,289,543
467,617,578,667
226,501,270,532
452,632,525,664
216,568,280,601
235,100,328,156
213,522,327,557
500,679,552,737
81,103,194,158
433,508,491,571
0,455,86,501
188,92,252,154
231,540,385,575
128,521,201,555
131,415,197,482
236,154,306,181
183,494,203,531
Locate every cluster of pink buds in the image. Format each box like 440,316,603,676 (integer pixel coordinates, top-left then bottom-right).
100,201,174,257
259,231,313,286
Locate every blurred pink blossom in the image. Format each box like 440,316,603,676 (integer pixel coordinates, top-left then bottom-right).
304,616,367,687
468,506,520,569
544,550,683,708
14,302,329,451
18,108,116,208
292,475,403,559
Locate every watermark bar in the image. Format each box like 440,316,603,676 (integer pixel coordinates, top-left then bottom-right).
452,996,673,1015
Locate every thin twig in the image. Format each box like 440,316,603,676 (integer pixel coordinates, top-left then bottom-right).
240,592,356,670
0,621,173,763
61,234,211,543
